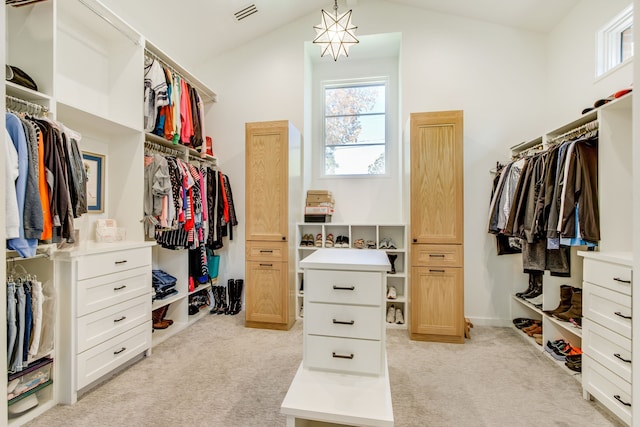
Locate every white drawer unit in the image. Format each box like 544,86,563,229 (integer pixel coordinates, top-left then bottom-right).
55,242,154,404
76,267,149,316
305,269,383,306
77,246,152,280
578,251,633,427
301,249,389,377
583,258,632,296
583,355,632,425
582,319,631,383
583,282,632,339
305,335,383,376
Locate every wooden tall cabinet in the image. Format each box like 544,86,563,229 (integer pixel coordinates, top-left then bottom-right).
409,111,464,344
245,121,301,330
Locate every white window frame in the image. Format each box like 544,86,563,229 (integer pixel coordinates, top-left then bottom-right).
320,77,389,177
596,4,633,78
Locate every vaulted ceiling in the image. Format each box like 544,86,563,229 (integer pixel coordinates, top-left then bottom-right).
100,0,580,68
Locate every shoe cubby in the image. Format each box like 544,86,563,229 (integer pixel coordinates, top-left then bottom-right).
295,223,407,329
511,270,583,380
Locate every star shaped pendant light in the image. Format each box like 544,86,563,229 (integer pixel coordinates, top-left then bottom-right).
313,0,359,61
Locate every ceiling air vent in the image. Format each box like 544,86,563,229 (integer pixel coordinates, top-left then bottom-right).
234,4,258,21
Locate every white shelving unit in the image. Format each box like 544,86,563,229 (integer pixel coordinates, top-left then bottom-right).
295,223,407,329
3,0,219,424
151,247,215,347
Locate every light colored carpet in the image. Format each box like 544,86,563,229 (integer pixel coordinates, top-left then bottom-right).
26,314,622,427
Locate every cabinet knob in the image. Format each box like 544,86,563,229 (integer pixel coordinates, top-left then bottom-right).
282,236,286,241
412,238,417,243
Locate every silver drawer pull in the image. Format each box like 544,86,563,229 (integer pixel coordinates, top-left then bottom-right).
113,285,127,291
614,395,632,407
333,285,355,291
614,311,632,320
114,316,126,323
259,263,273,267
429,254,445,257
614,353,632,363
332,352,354,360
259,250,273,253
613,277,631,284
332,319,355,325
114,347,126,355
115,260,128,265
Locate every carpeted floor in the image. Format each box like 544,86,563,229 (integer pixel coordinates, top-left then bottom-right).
26,313,623,427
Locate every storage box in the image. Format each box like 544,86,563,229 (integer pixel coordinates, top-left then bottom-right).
305,201,335,208
305,206,334,215
306,194,334,204
8,357,53,403
307,190,332,195
305,214,332,223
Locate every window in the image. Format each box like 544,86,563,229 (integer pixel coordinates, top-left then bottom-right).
596,4,633,78
323,81,387,176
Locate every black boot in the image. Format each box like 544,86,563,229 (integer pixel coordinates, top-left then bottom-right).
516,274,536,299
209,286,220,314
522,272,543,299
224,280,234,315
387,254,397,274
217,283,229,315
231,279,244,315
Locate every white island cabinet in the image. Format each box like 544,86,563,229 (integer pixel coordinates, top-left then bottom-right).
281,248,394,427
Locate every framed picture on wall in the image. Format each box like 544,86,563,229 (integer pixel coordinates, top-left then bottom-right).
82,152,105,213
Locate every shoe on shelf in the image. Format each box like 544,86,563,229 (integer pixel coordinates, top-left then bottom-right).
554,288,582,322
525,293,543,306
325,233,335,248
342,236,349,248
395,308,404,324
543,285,573,316
386,305,396,323
366,240,377,249
335,235,343,247
387,286,397,300
314,233,323,247
513,318,537,329
387,239,397,249
532,333,543,346
354,238,365,249
525,325,542,337
379,238,389,249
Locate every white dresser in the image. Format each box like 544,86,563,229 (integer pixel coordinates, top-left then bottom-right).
579,251,633,426
54,241,154,404
282,248,393,426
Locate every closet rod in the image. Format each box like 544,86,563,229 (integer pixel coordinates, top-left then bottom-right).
144,48,203,100
5,95,48,116
77,0,141,46
548,120,598,145
144,140,182,157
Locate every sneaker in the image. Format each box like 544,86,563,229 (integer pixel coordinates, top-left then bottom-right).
335,235,344,247
395,308,404,324
386,305,395,323
342,236,349,248
387,286,397,299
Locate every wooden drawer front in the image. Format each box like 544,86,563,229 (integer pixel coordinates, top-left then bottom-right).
583,356,632,425
77,268,149,316
583,319,631,383
305,303,382,340
583,258,632,296
305,270,382,306
76,321,151,390
412,244,462,267
77,247,151,280
246,241,287,262
304,335,383,376
584,283,632,339
77,294,151,353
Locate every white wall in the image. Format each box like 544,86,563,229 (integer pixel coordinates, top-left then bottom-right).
198,0,549,325
545,0,633,127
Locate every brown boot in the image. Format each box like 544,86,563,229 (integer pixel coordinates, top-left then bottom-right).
160,304,174,325
152,306,171,329
555,288,582,322
543,285,573,316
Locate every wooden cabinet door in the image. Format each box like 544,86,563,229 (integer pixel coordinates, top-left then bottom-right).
410,266,463,343
410,111,463,244
245,260,288,324
245,121,289,242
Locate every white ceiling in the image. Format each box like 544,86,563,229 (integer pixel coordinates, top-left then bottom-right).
101,0,580,68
